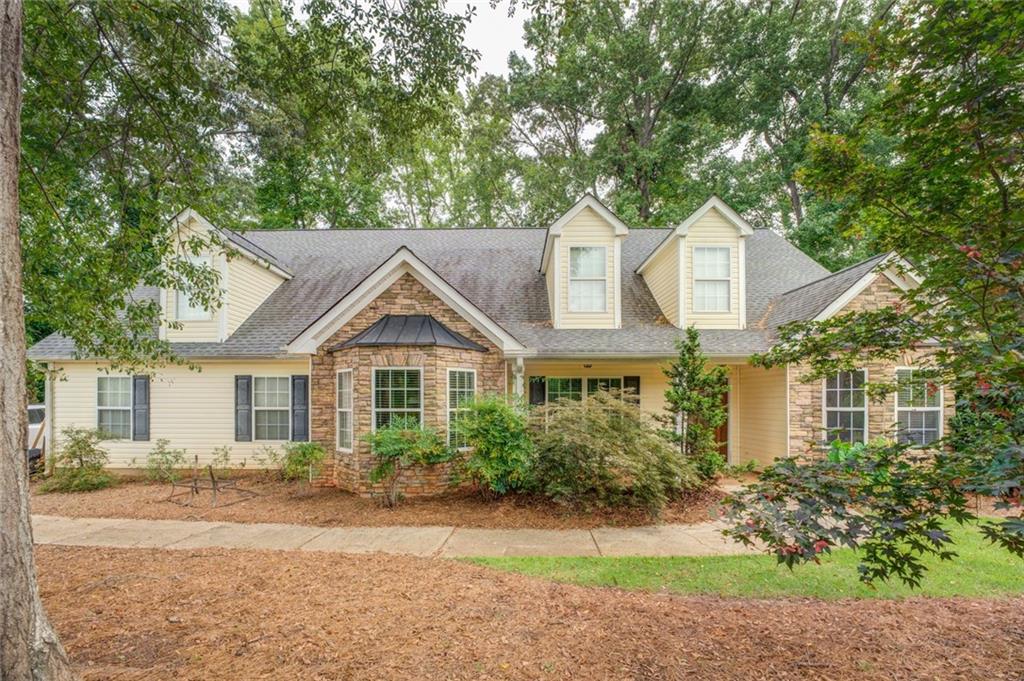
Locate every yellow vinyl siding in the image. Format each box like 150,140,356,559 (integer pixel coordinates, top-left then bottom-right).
227,256,285,335
164,217,223,343
545,257,556,320
640,236,680,326
50,360,308,468
734,364,788,466
557,207,617,329
684,208,742,329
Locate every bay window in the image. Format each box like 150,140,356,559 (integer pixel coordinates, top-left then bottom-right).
373,368,422,429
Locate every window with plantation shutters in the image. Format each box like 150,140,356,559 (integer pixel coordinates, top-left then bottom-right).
895,369,942,446
337,370,353,450
447,369,476,448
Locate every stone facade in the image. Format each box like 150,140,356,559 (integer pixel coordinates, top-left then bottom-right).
310,273,506,497
787,274,954,454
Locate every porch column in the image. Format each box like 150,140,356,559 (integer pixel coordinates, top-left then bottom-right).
511,357,525,397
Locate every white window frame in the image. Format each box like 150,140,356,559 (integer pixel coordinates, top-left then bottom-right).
692,245,732,313
371,367,424,431
894,367,944,447
568,245,608,313
586,376,624,399
447,368,477,449
336,369,353,451
96,375,132,440
546,377,584,402
821,369,869,444
253,375,291,442
174,255,213,321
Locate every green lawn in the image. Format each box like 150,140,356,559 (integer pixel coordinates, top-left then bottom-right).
467,523,1024,600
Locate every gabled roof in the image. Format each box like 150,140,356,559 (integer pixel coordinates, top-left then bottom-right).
540,194,629,274
173,208,293,279
329,315,487,353
286,246,525,354
637,196,754,274
765,252,919,328
29,225,841,361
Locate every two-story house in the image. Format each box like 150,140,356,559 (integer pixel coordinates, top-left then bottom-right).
29,195,951,495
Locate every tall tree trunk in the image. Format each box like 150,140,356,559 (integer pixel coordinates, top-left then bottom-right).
0,2,76,678
786,178,804,226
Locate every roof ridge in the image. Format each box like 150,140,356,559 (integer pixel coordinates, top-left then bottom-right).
777,252,889,298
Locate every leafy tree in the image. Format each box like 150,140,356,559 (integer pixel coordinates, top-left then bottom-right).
228,0,475,229
452,394,534,495
660,328,730,480
717,0,898,268
723,0,1024,585
3,1,476,675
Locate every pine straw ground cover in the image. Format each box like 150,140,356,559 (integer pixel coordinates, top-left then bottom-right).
38,545,1024,681
30,479,722,529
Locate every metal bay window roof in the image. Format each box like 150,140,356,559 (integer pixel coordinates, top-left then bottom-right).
330,315,488,353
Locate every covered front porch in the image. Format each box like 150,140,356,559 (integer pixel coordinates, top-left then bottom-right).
511,358,790,467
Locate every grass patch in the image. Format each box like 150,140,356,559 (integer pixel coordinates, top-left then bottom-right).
467,522,1024,599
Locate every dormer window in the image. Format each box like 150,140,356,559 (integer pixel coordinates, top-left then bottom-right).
568,246,607,313
693,246,731,313
175,255,212,321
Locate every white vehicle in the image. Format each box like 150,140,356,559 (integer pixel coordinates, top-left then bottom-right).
27,404,45,471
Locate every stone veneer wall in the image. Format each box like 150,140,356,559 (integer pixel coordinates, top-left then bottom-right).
787,274,955,454
310,272,506,496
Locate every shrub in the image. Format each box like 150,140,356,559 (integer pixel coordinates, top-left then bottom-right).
363,417,453,507
530,391,700,513
211,445,234,478
281,441,327,484
39,427,114,493
452,394,534,495
144,439,188,483
252,445,282,479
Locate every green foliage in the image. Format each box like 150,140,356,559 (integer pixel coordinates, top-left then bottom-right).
726,0,1024,586
39,428,114,493
660,328,730,481
363,417,453,507
210,445,234,479
144,439,188,483
825,439,868,465
531,391,700,514
280,441,327,484
451,395,534,496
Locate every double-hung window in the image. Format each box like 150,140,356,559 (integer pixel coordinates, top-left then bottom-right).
175,255,212,321
337,370,353,450
693,247,731,313
586,377,622,397
568,246,607,312
896,369,942,447
823,370,867,444
373,368,422,429
547,377,583,402
254,376,290,440
447,369,476,448
97,376,132,439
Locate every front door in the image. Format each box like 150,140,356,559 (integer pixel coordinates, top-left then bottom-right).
715,390,729,460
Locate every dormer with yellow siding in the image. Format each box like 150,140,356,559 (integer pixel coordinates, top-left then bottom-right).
162,209,291,343
636,196,753,330
540,195,629,329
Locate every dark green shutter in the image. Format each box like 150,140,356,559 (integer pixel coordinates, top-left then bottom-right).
528,376,546,406
291,375,309,442
132,375,150,441
623,376,641,404
235,375,252,442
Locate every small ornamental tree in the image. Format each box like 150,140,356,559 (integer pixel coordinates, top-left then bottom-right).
660,327,730,480
363,417,452,508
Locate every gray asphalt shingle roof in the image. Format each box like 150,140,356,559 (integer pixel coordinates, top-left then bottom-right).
765,254,889,329
29,226,859,361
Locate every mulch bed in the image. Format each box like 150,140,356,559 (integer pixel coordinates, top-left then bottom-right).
30,479,724,529
38,545,1024,680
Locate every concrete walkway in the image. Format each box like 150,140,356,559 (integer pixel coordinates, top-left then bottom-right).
32,514,757,558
